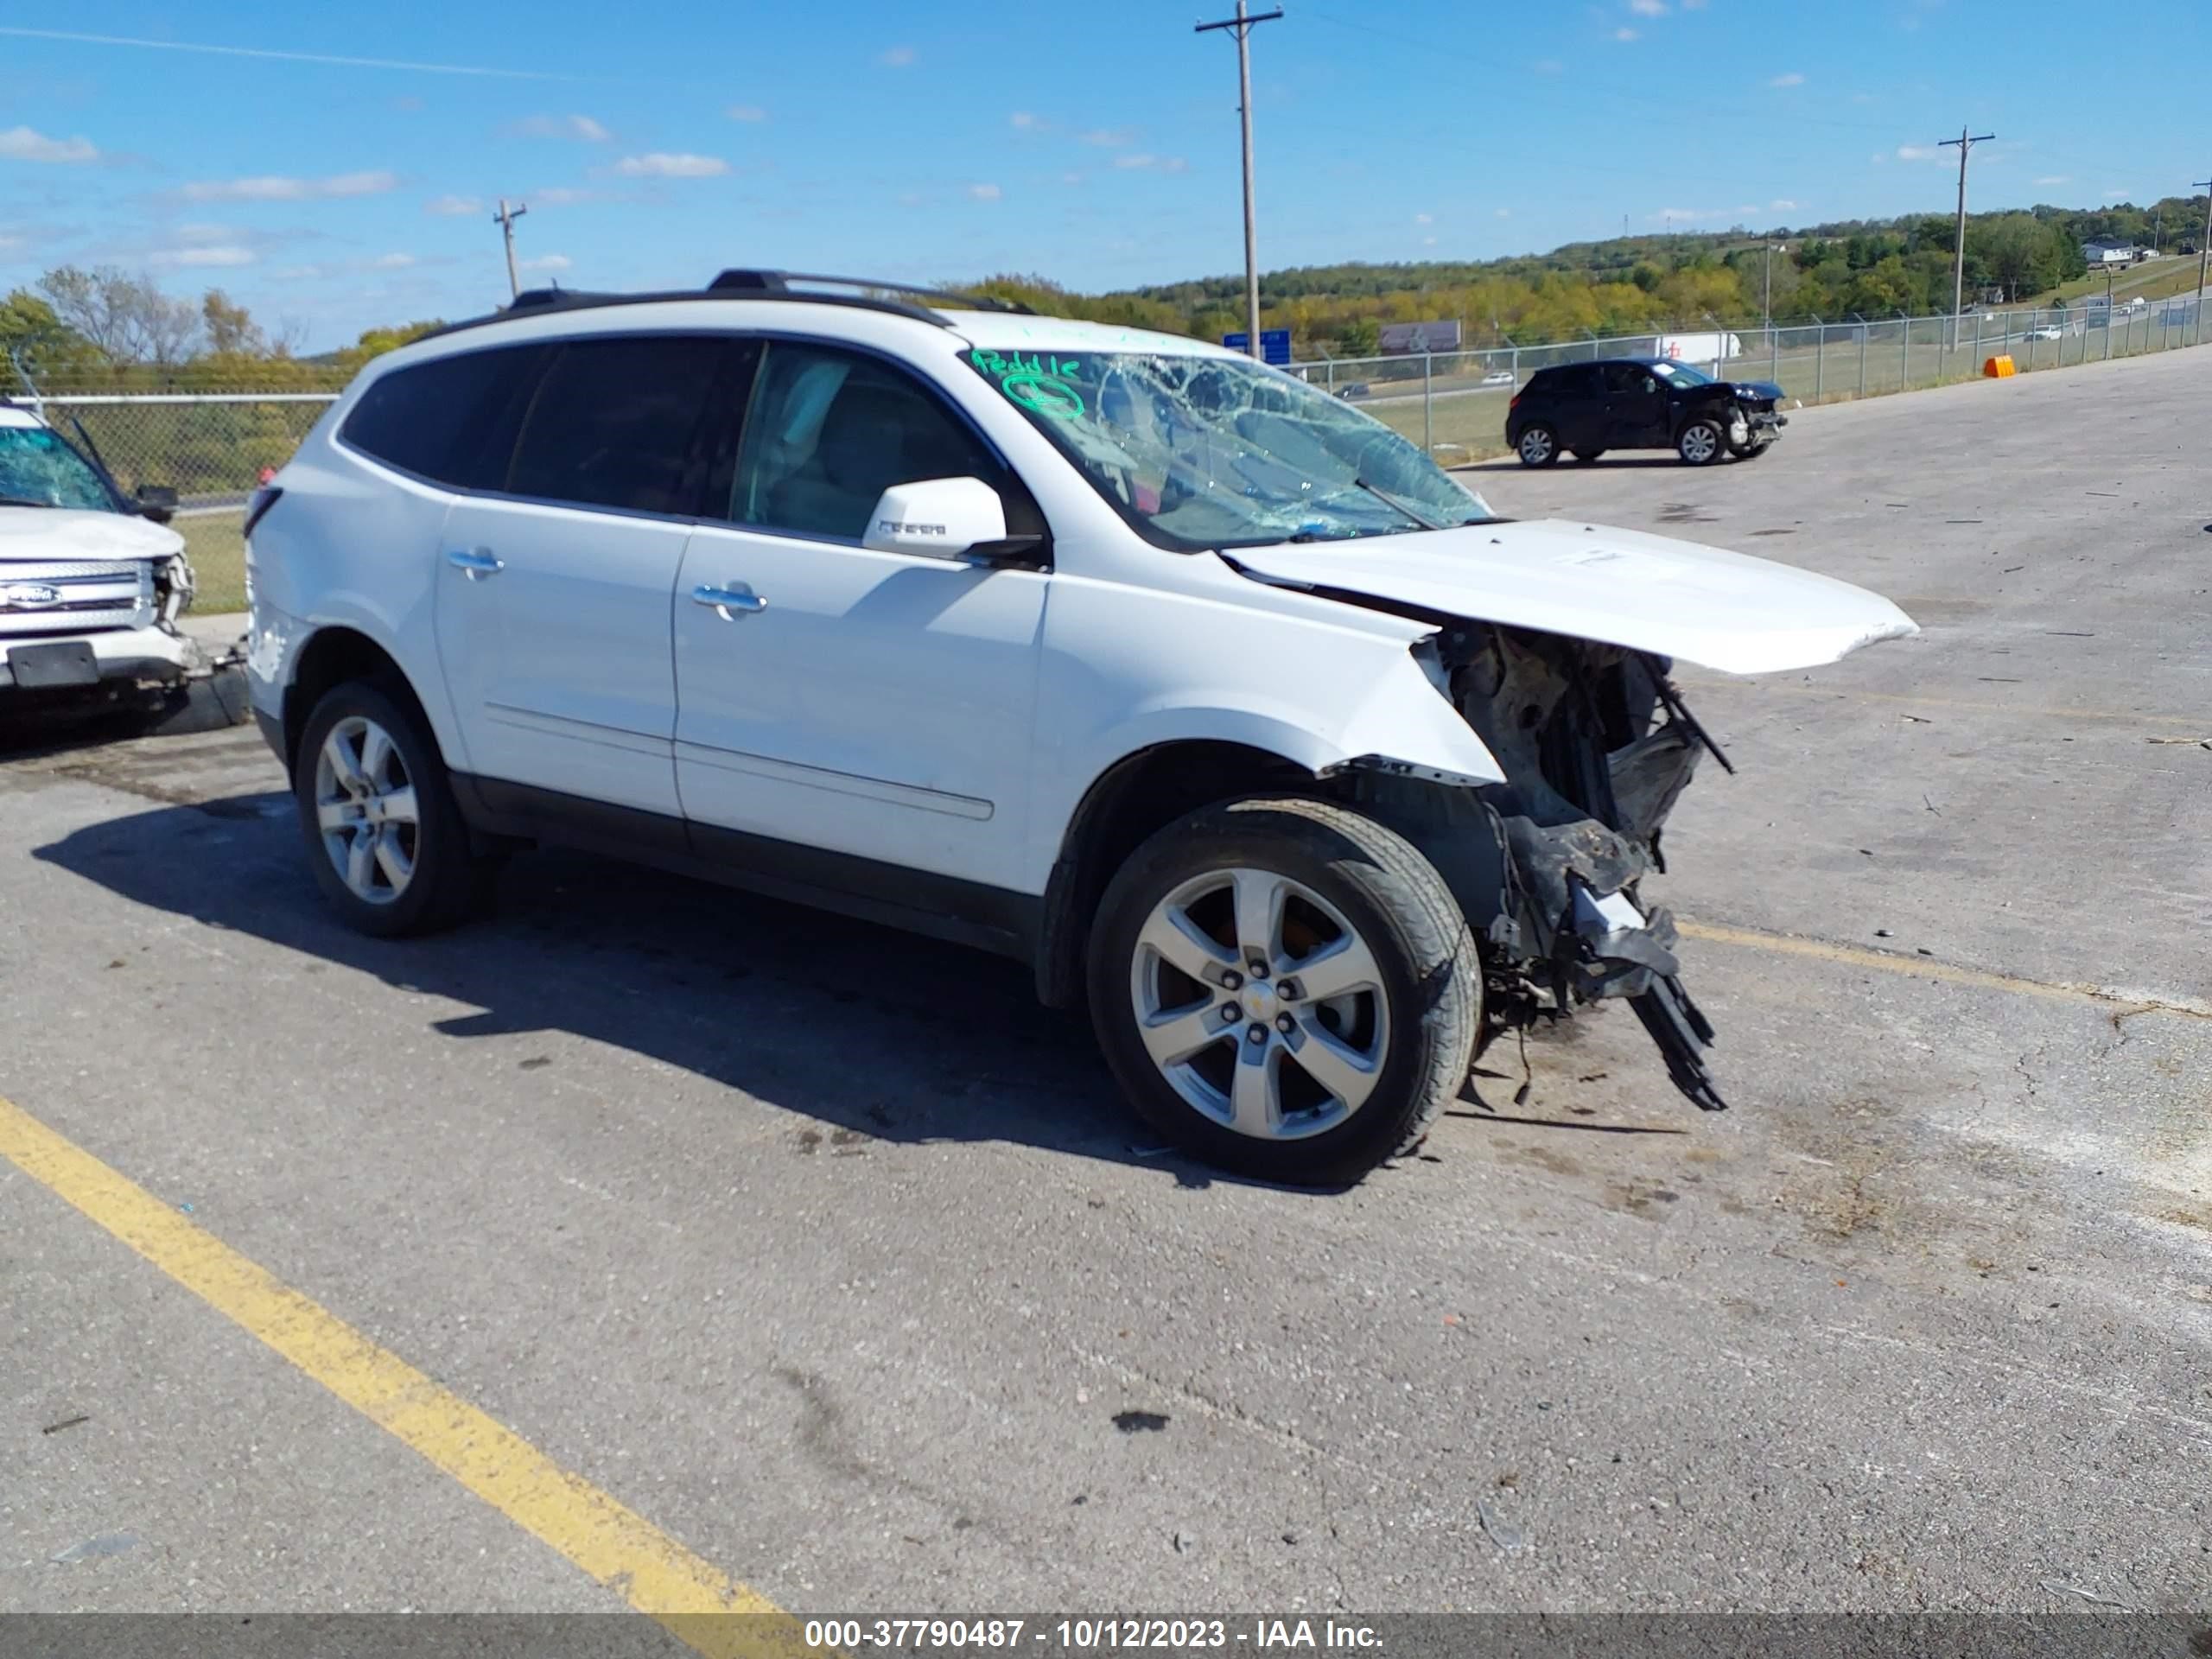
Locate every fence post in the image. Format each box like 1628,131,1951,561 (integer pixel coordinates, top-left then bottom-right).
1900,312,1910,389
1973,309,1980,367
1422,353,1433,454
1859,322,1867,397
1814,321,1824,402
1770,324,1779,385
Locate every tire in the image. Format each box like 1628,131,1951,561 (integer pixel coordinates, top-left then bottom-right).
1570,448,1605,464
1677,418,1725,466
1515,424,1560,467
1732,441,1771,461
1086,797,1482,1185
293,677,479,938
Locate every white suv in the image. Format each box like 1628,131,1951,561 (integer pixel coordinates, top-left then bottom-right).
245,270,1916,1183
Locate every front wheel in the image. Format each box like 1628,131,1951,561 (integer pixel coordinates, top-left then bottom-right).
294,678,480,938
1571,448,1605,464
1516,424,1560,467
1086,798,1482,1185
1731,440,1771,460
1677,418,1725,466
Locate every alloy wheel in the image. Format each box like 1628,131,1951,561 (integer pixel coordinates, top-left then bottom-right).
312,715,419,906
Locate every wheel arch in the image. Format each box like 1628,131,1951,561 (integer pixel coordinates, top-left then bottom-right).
282,626,437,784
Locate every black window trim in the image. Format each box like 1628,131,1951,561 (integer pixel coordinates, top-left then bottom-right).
700,328,1054,567
333,326,1052,563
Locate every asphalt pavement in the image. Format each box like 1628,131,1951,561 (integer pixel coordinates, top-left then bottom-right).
4,346,2209,1625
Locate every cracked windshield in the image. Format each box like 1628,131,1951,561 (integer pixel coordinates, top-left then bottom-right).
966,348,1493,550
0,424,114,512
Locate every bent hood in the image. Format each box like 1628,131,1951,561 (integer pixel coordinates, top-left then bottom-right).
0,505,186,564
1232,518,1917,677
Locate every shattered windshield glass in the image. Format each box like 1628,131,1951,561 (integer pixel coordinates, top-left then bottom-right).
0,423,116,512
963,347,1494,551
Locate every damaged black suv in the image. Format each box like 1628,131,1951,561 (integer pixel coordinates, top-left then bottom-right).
1509,358,1788,467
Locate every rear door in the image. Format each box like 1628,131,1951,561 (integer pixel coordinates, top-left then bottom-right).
1541,365,1604,448
1599,362,1672,448
434,334,733,817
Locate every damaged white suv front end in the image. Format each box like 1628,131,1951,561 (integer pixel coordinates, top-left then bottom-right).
0,401,202,708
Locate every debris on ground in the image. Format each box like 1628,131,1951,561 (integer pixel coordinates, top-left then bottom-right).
40,1414,89,1435
51,1532,139,1563
1113,1410,1169,1433
1477,1497,1527,1552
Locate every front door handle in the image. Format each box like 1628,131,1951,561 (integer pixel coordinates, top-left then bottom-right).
446,547,504,579
692,582,767,620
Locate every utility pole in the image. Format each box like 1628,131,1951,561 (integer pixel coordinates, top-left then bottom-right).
1939,125,1995,349
1763,242,1785,329
1195,2,1283,361
493,197,529,302
2195,179,2212,343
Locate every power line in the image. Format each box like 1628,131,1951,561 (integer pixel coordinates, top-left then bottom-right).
1939,126,1995,346
1195,2,1283,361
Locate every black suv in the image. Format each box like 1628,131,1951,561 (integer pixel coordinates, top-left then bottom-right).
1506,358,1786,467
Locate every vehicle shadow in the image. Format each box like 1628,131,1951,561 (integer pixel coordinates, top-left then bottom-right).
33,791,1349,1192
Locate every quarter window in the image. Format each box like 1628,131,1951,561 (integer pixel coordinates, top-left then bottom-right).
502,336,726,515
727,342,1039,543
339,344,547,489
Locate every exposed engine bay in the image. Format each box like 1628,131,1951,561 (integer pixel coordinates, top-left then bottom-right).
1349,622,1732,1112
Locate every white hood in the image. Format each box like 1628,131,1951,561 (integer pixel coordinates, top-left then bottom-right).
1233,518,1918,677
0,505,186,564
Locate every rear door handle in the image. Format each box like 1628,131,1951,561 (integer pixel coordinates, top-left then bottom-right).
692,582,767,620
446,547,504,579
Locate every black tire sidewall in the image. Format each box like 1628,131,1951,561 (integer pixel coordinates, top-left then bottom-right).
293,679,471,938
1087,802,1478,1184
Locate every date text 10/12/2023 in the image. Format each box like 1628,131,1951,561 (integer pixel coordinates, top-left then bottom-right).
802,1618,1385,1650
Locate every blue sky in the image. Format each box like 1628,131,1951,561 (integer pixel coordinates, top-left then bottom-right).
3,0,2207,349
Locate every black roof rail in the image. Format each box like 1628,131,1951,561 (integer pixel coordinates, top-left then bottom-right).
416,272,1025,346
707,269,1033,315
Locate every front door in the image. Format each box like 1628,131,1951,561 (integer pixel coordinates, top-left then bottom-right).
671,340,1047,894
433,334,733,816
1600,362,1672,448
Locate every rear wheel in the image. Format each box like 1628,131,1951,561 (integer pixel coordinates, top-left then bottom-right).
294,678,479,938
1677,418,1724,466
1516,424,1560,467
1087,798,1482,1185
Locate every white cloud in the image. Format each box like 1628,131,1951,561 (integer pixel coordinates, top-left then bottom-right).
1681,0,1707,8
1422,236,1438,246
518,113,610,141
967,182,1002,200
1629,0,1668,15
0,125,99,163
1896,144,1940,162
175,221,236,244
878,45,916,67
1081,128,1135,148
1771,198,1799,210
727,104,768,123
186,169,397,200
534,185,601,203
1061,171,1085,187
1613,27,1640,41
518,253,571,271
2034,175,2070,186
1770,72,1805,87
424,193,482,216
271,264,326,282
1533,58,1564,74
1496,207,1510,219
1414,213,1433,225
1113,153,1155,169
368,252,417,269
607,152,728,178
1111,154,1189,175
2102,186,2133,200
1010,111,1039,130
151,245,255,267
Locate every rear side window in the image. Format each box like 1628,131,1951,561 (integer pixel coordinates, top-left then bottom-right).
1541,365,1599,395
340,345,547,488
502,336,726,515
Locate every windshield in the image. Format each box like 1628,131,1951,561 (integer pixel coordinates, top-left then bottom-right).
1649,360,1713,388
963,347,1494,550
0,423,118,512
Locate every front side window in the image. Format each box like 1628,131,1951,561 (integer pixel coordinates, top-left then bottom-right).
1601,363,1657,396
964,347,1493,551
728,342,1029,543
0,423,117,512
1650,360,1713,388
502,337,726,515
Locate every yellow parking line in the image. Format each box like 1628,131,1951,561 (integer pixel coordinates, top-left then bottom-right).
1678,919,2212,1021
0,1092,809,1659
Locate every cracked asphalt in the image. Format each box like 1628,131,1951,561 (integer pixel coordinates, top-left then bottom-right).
4,346,2209,1621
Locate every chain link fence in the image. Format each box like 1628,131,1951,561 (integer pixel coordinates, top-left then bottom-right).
1289,296,2209,463
15,294,2207,505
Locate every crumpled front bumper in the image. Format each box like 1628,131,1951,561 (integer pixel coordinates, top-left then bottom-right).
0,624,196,690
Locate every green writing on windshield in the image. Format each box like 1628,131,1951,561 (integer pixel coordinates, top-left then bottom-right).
969,349,1086,421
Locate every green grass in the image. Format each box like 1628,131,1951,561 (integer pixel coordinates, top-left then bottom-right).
177,515,246,614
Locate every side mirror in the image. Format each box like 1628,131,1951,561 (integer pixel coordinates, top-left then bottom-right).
861,476,1041,567
136,484,179,525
